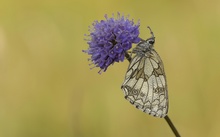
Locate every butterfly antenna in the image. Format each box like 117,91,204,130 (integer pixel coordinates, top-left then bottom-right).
147,26,155,38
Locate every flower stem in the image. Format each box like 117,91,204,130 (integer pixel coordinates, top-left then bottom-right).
125,51,181,137
164,115,180,137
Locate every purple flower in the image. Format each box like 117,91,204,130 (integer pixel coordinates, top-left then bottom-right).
83,13,140,73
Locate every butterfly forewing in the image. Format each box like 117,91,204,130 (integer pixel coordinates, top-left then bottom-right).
121,49,168,118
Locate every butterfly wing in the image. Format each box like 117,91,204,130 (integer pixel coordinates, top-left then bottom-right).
121,49,168,118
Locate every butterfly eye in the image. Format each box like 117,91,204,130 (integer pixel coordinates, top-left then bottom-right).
148,40,154,45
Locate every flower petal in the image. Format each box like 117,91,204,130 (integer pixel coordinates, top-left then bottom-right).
83,13,140,73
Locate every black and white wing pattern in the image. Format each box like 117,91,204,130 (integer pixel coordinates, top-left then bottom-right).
121,49,168,118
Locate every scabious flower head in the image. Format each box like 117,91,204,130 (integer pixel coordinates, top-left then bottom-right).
83,13,140,73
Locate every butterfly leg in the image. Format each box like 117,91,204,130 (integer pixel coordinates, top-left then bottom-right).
125,51,132,62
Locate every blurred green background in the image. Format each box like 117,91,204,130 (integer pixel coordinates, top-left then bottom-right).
0,0,220,137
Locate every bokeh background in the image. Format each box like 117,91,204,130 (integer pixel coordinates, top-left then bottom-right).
0,0,220,137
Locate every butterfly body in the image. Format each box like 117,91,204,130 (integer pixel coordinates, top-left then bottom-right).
121,27,168,118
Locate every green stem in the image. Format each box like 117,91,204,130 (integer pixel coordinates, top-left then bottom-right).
164,115,181,137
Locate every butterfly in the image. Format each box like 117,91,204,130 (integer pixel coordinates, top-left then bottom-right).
121,26,168,118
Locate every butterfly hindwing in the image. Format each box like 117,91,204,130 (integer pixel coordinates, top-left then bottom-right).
121,49,168,118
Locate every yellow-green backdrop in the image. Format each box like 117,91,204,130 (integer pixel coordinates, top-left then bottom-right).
0,0,220,137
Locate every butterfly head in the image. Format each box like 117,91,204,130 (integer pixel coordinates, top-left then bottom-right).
132,26,155,55
145,37,155,47
145,26,155,47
